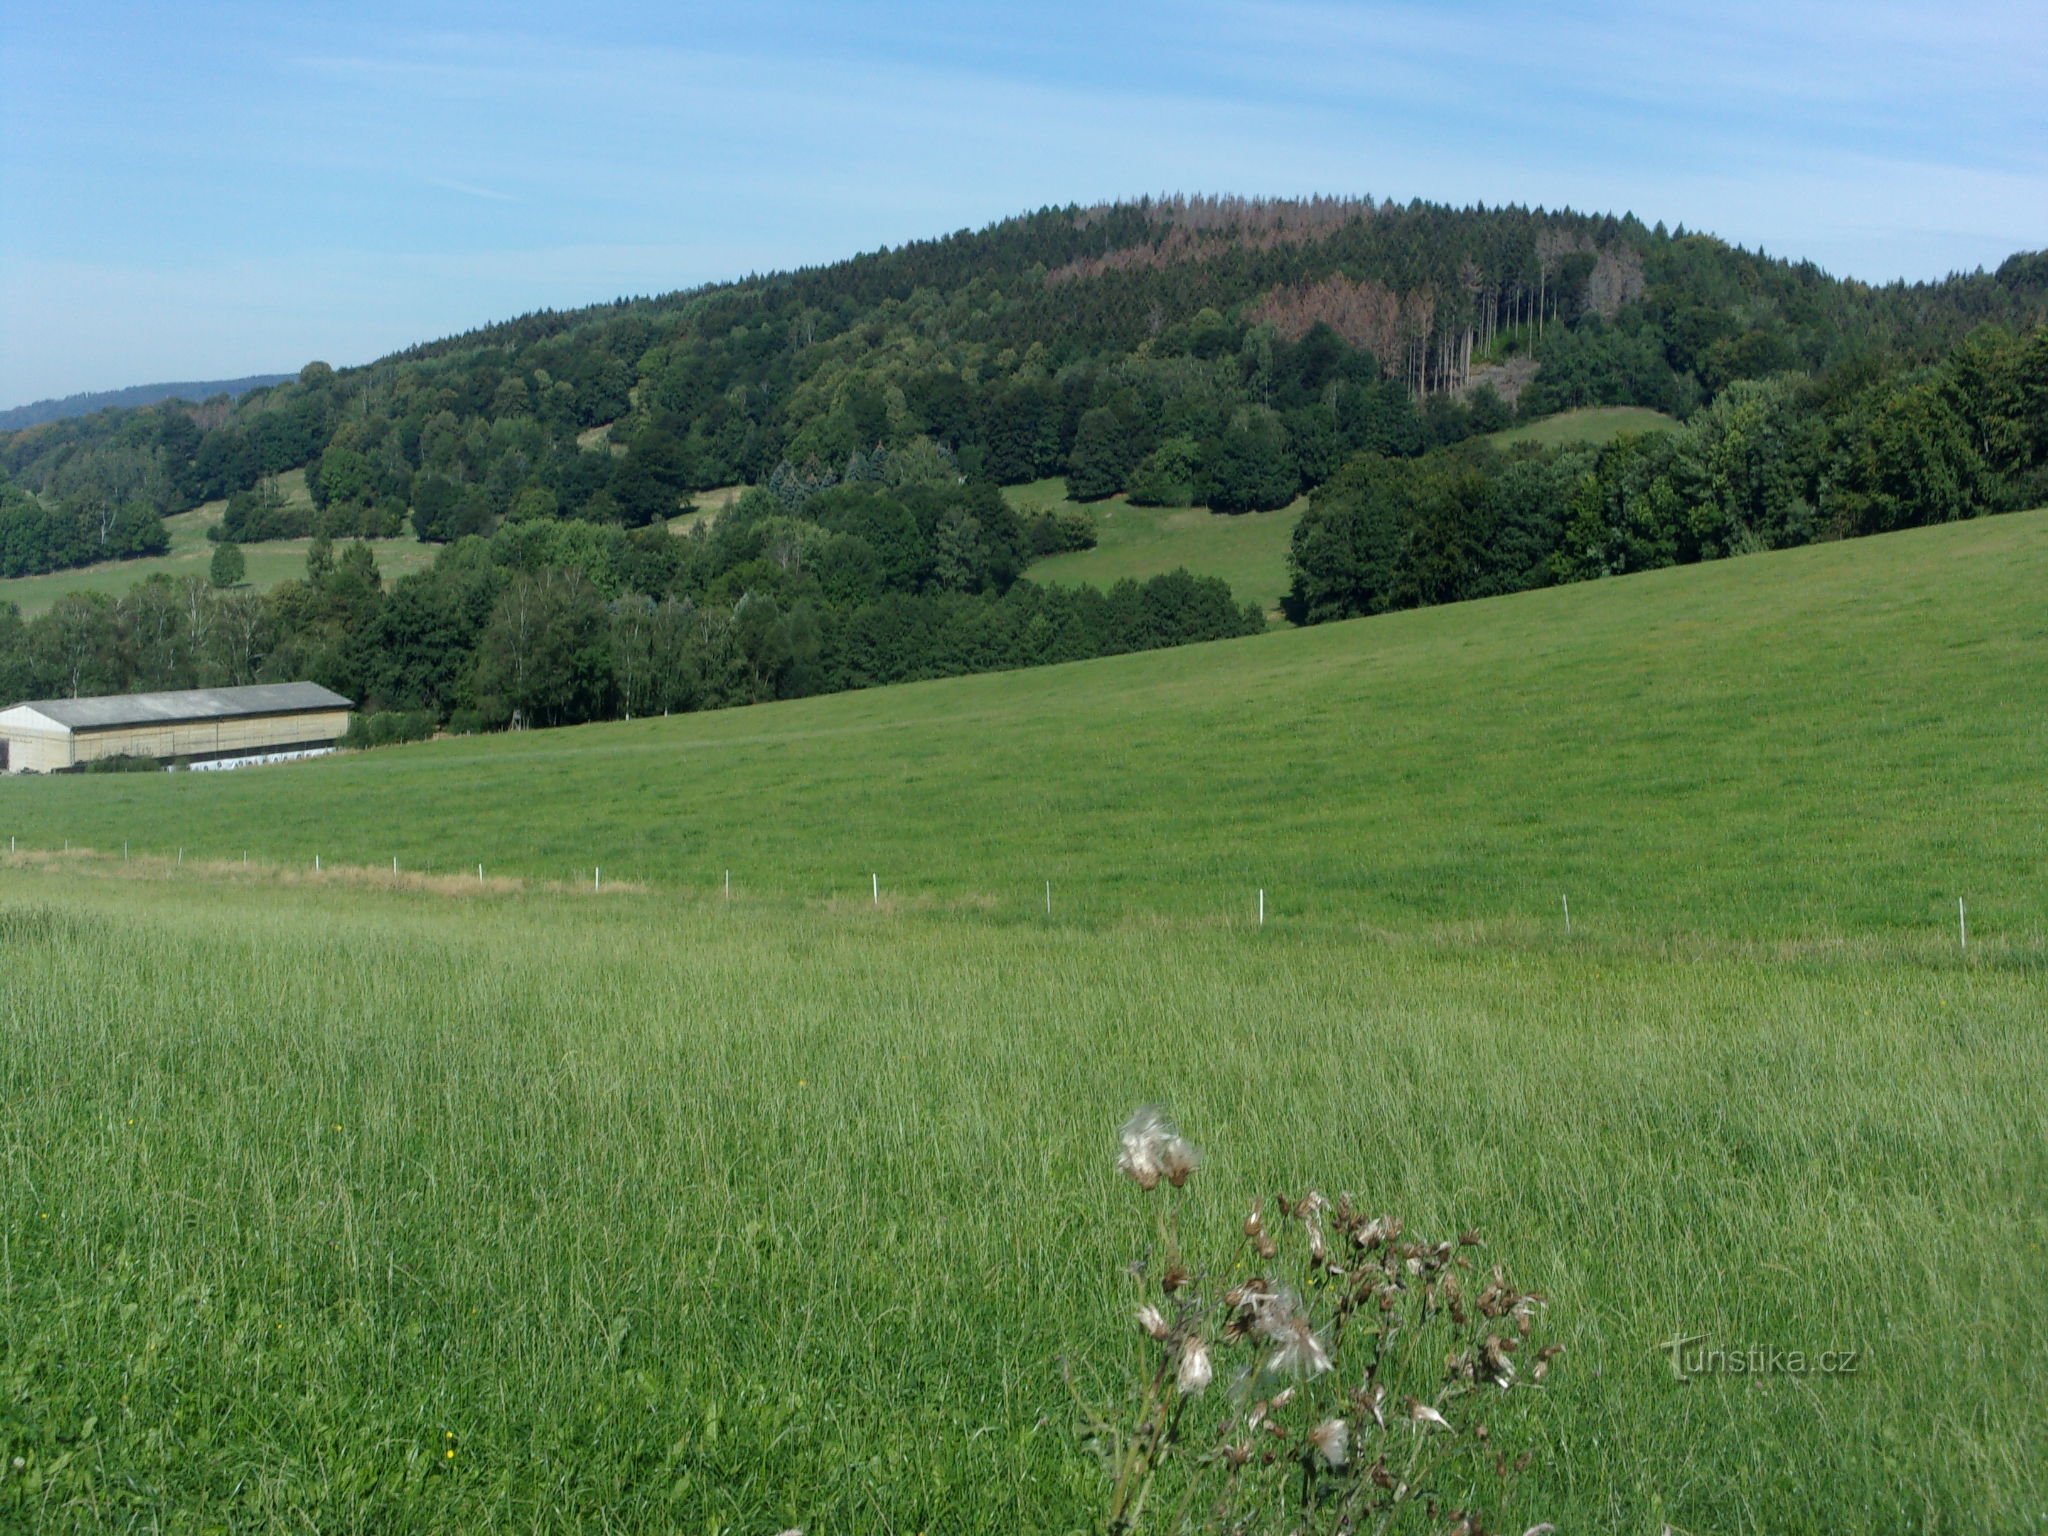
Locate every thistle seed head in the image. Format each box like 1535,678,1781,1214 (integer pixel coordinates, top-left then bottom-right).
1258,1308,1333,1381
1405,1396,1449,1430
1353,1380,1386,1428
1308,1416,1351,1468
1117,1107,1174,1191
1135,1303,1171,1342
1175,1335,1214,1396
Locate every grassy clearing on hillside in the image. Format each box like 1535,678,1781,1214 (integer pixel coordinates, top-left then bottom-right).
1010,477,1307,611
0,470,437,616
3,511,2044,1531
1484,405,1679,449
666,484,748,536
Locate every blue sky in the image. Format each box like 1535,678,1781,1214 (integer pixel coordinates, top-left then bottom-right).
2,0,2042,406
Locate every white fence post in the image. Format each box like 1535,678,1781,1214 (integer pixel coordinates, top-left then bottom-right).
1562,893,1571,933
1258,889,1265,927
1959,897,1967,950
872,872,879,906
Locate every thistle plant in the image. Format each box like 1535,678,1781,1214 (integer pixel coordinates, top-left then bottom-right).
1072,1109,1560,1536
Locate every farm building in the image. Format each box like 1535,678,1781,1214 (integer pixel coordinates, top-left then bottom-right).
0,683,352,773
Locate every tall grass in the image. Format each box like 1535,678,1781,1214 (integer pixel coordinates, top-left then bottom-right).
2,876,2042,1531
4,510,2045,1529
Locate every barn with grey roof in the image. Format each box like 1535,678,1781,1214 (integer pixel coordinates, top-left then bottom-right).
0,683,352,773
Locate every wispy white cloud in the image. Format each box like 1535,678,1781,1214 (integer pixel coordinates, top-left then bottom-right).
423,177,520,204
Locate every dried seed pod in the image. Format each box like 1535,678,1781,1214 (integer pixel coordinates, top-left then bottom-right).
1308,1417,1350,1468
1405,1396,1449,1429
1354,1381,1386,1428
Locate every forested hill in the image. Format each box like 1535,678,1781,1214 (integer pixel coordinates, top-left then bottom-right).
1,196,2044,735
0,374,292,433
8,198,2043,529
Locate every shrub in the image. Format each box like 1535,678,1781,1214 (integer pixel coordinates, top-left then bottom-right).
340,711,437,750
78,753,163,774
1129,437,1201,507
1028,509,1097,556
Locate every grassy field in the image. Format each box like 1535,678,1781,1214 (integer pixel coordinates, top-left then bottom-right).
1484,405,1679,449
667,484,748,535
1008,407,1680,611
1010,478,1307,612
3,511,2045,1531
0,470,439,616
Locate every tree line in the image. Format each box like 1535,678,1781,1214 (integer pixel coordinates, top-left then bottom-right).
1284,323,2048,621
0,473,1262,732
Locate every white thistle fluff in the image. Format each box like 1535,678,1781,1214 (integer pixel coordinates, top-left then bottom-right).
1247,1288,1333,1381
1309,1416,1351,1468
1175,1336,1213,1395
1117,1107,1195,1190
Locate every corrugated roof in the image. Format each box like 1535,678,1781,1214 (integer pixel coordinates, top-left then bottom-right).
10,683,353,732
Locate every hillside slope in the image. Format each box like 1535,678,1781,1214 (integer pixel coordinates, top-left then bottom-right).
9,508,2044,942
0,481,436,616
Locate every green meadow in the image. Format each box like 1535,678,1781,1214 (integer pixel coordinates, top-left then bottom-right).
1482,404,1679,449
1012,476,1308,614
4,510,2046,1532
0,471,438,617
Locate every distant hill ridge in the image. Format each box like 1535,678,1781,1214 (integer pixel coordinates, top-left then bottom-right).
0,374,293,432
